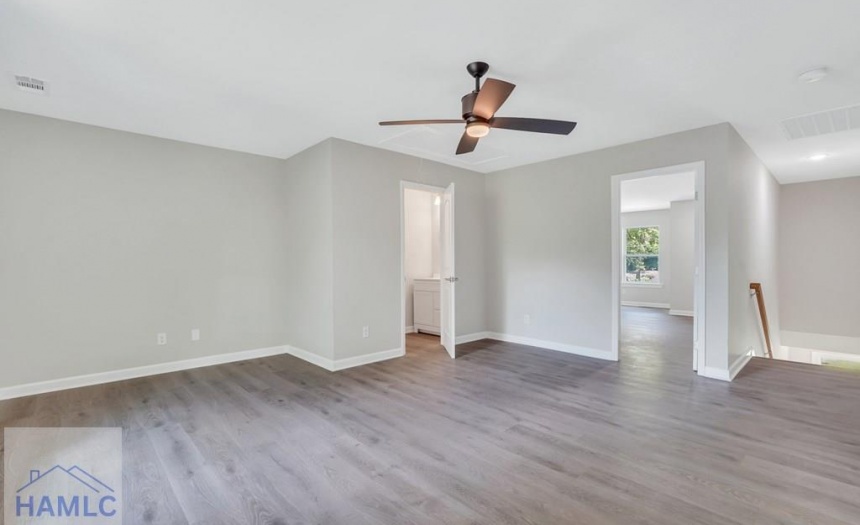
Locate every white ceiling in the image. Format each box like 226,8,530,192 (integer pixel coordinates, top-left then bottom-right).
621,171,696,213
2,0,859,183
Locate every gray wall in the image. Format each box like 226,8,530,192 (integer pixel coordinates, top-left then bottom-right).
330,139,486,360
485,123,734,372
779,176,860,351
281,140,334,359
0,109,777,388
0,110,291,389
669,200,695,314
726,127,781,367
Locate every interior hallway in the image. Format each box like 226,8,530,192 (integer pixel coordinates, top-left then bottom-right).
1,308,858,524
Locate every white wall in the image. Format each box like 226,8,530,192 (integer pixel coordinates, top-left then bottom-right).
779,176,860,356
330,139,485,360
486,123,734,373
620,209,672,307
726,127,781,369
403,188,439,330
669,200,695,314
281,140,334,360
0,110,292,389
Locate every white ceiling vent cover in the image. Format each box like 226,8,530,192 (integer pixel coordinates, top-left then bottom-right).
14,75,47,94
781,104,860,140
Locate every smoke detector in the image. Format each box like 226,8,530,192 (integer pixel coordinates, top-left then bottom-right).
14,75,48,95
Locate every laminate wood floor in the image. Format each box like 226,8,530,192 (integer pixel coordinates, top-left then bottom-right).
2,307,859,524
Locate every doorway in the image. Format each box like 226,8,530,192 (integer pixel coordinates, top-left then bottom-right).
401,181,456,358
611,162,706,372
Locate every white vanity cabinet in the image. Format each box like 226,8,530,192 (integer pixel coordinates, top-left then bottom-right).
413,278,441,335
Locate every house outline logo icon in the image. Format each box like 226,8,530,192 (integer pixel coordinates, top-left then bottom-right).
15,464,118,519
4,427,122,523
18,465,115,494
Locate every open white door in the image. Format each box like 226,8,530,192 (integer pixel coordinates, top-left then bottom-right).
440,183,456,358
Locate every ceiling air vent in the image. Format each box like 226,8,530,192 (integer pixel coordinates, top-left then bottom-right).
781,104,860,140
14,75,47,94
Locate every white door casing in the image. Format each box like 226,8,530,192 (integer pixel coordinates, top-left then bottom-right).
440,183,456,358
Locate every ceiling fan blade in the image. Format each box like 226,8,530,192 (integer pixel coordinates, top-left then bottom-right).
490,117,577,135
379,119,463,126
472,79,516,120
456,132,479,155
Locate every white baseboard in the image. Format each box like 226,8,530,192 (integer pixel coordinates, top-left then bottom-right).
332,347,404,371
622,301,670,309
404,326,415,334
487,332,614,361
286,345,404,372
699,366,730,381
729,350,754,380
698,350,754,382
0,344,291,401
669,309,694,317
285,346,335,371
456,331,491,344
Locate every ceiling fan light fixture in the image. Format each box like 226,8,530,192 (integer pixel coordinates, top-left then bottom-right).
466,120,490,138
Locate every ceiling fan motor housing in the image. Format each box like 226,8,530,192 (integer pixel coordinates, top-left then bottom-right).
461,92,478,120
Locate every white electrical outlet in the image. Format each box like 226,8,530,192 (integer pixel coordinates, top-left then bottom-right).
362,326,369,338
524,314,531,325
157,333,167,346
191,329,200,342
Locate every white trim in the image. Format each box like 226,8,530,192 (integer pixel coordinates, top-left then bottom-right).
455,331,491,344
611,161,706,371
622,282,663,288
810,351,860,366
0,345,291,401
487,332,614,361
729,350,755,379
285,346,336,371
332,347,404,371
699,366,730,381
701,349,754,382
622,301,670,309
669,309,694,317
405,325,416,334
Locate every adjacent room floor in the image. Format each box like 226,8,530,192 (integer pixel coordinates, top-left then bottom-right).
1,307,858,524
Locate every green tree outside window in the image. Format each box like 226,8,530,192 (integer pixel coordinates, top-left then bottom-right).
625,227,660,283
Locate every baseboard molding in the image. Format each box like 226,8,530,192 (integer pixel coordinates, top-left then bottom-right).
0,344,291,401
332,347,404,371
285,346,336,371
729,351,754,380
622,301,670,309
404,326,415,334
456,331,492,344
487,332,614,361
699,366,730,381
286,345,404,372
669,309,694,317
698,350,754,382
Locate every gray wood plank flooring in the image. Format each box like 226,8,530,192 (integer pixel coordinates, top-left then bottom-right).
2,306,859,524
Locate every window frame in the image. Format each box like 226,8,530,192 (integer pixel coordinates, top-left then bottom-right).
622,225,662,286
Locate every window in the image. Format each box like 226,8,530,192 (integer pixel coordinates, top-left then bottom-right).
624,226,660,283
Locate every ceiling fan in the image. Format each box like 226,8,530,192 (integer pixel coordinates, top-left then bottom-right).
379,61,577,155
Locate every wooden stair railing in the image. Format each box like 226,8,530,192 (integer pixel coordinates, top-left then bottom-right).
750,283,773,359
